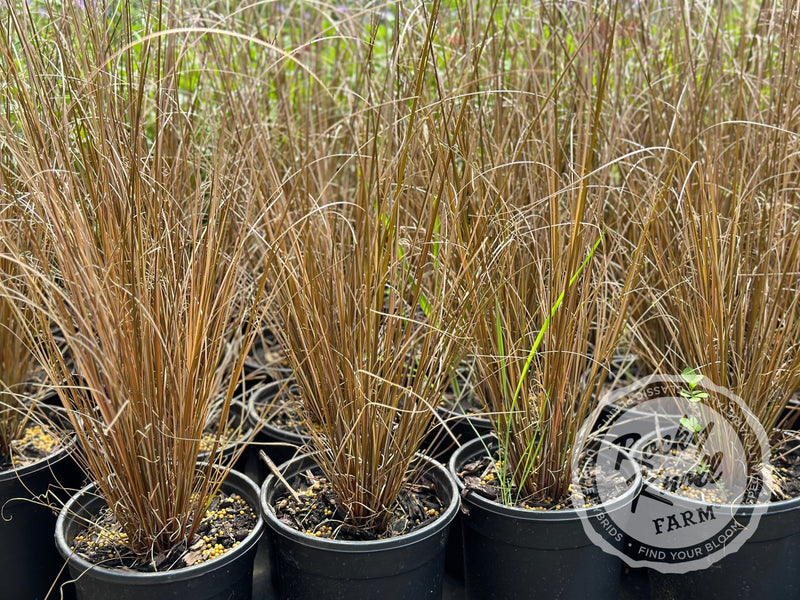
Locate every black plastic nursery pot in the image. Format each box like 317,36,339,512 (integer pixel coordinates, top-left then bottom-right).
245,379,310,483
55,467,264,600
646,493,800,599
259,453,460,600
1,431,82,600
450,435,642,600
631,430,800,600
242,358,293,384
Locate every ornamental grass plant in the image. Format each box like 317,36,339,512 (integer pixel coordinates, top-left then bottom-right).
264,195,475,534
258,0,490,536
438,0,654,506
0,0,276,560
615,0,800,478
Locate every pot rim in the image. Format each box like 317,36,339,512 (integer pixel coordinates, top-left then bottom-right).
449,434,642,522
54,466,264,584
259,452,459,551
602,397,685,419
0,403,77,481
0,439,76,481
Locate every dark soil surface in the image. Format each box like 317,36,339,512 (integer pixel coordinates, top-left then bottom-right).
1,423,64,471
457,448,630,510
639,431,800,504
254,388,309,437
70,491,257,572
773,448,800,498
768,433,800,500
273,467,445,541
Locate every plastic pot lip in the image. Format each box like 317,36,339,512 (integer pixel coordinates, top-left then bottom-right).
245,378,309,444
259,452,459,552
0,437,76,481
449,434,642,522
0,403,77,482
634,427,800,515
54,467,264,584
